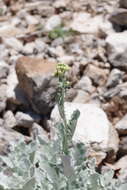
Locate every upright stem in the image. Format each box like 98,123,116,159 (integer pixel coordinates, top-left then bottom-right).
55,63,70,155
59,76,68,155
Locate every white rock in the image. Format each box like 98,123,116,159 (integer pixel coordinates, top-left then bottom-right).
0,102,6,113
74,76,95,93
88,93,101,107
0,85,7,101
115,114,127,135
0,45,9,60
69,43,83,55
22,42,35,55
106,32,127,68
71,13,105,34
6,66,19,103
0,127,26,154
11,17,21,26
35,39,47,53
30,123,49,142
9,49,18,57
0,5,7,15
0,60,9,79
0,25,22,38
15,111,41,128
73,90,90,104
51,38,64,47
17,9,27,19
106,69,123,88
99,18,114,36
26,15,39,25
108,156,127,182
71,13,114,35
0,85,7,113
107,124,119,162
0,118,3,126
10,55,21,62
58,55,75,64
51,102,118,152
38,6,55,17
71,13,91,33
15,112,34,128
48,46,65,57
54,0,68,8
3,37,23,51
45,15,61,31
3,110,16,129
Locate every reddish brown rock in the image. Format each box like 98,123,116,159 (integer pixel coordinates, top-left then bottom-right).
16,56,57,115
84,64,109,86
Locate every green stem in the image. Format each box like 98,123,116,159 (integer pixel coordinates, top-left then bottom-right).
59,76,68,155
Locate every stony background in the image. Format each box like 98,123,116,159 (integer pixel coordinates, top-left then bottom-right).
0,0,127,182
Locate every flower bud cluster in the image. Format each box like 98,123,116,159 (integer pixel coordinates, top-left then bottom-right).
55,63,70,78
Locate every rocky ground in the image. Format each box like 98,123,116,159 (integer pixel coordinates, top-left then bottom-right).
0,0,127,182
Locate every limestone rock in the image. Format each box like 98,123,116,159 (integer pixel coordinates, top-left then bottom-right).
45,15,61,31
104,82,127,99
106,32,127,69
58,56,75,65
0,25,22,38
65,88,77,102
22,42,35,55
0,60,9,80
51,102,119,162
87,93,101,106
6,65,27,105
54,0,68,8
0,84,7,113
30,123,49,142
15,111,41,128
71,13,113,35
3,110,16,129
0,127,26,155
84,64,109,86
115,114,127,135
0,118,3,126
106,69,123,88
3,37,23,52
35,39,47,53
107,156,127,183
26,14,39,25
119,136,127,156
120,0,127,8
73,90,90,104
16,56,57,115
38,6,55,17
48,46,65,58
107,125,119,162
74,76,95,93
25,2,55,17
71,13,97,34
0,45,9,61
109,8,127,26
88,149,107,165
6,66,18,101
